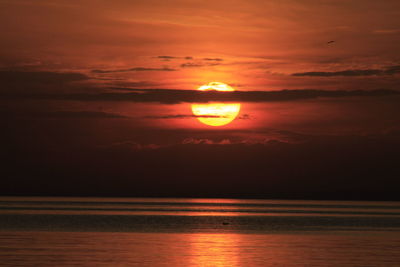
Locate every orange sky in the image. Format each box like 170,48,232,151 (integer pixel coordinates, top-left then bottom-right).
1,0,400,90
1,1,400,199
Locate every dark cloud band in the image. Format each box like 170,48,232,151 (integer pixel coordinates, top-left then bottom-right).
0,71,89,83
92,67,176,74
2,88,399,104
292,66,400,77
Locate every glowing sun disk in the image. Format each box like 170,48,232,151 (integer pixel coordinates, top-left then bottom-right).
197,82,235,92
191,82,241,127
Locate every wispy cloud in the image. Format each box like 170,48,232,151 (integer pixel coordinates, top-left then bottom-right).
182,138,232,145
292,66,400,77
180,62,221,68
155,56,222,61
156,56,193,60
108,81,165,88
202,58,223,61
238,114,251,120
92,67,176,74
373,29,400,34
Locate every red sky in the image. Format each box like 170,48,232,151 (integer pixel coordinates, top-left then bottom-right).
1,0,400,90
1,0,400,199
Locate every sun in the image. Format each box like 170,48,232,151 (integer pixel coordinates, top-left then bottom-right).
197,82,235,92
191,82,241,127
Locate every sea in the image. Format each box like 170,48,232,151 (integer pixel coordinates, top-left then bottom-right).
0,197,399,266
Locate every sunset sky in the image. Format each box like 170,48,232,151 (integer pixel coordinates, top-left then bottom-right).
1,0,400,199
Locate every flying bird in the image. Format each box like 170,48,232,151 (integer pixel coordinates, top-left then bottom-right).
327,40,335,44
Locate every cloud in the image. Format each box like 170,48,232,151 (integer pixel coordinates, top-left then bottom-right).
292,66,400,77
180,62,221,68
180,58,224,68
156,56,178,60
181,138,276,145
202,58,223,61
91,67,176,74
0,70,89,84
144,113,250,120
180,63,204,68
155,56,221,62
373,29,400,34
182,138,232,145
238,114,251,120
385,65,400,74
4,111,128,119
109,81,164,88
144,114,226,119
106,141,160,151
43,111,128,119
156,56,193,60
3,88,399,104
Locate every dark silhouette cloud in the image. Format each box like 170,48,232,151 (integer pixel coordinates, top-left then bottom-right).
385,65,400,74
156,56,178,60
3,111,128,119
0,71,89,83
3,88,397,104
92,67,176,74
156,56,193,60
144,114,226,119
109,81,164,88
143,114,251,120
292,66,400,77
181,138,232,145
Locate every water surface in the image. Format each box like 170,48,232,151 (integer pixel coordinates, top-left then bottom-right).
1,197,399,266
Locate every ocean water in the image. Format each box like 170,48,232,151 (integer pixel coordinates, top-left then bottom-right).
0,197,399,266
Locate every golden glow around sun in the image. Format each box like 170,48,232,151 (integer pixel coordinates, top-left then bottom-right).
197,81,235,92
191,82,241,127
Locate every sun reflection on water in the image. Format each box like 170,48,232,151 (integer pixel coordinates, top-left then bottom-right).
189,233,241,267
